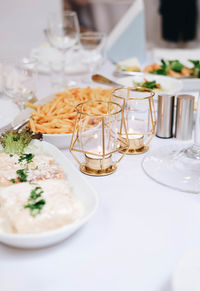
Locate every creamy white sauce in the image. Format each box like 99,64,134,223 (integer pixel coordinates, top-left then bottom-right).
0,179,84,234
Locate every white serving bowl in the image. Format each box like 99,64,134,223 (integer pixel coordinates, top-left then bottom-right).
0,140,99,249
43,133,73,149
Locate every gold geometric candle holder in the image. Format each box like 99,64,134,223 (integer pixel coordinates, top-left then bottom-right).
112,87,156,155
70,100,129,176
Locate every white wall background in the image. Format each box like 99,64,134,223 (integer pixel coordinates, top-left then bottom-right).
0,0,62,57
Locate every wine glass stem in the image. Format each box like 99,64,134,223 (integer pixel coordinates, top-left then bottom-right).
194,94,200,147
185,94,200,159
60,49,66,86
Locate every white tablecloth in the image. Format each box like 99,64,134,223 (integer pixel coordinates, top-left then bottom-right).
0,62,200,291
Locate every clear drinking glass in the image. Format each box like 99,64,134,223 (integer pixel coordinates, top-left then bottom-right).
2,57,37,110
142,96,200,194
79,31,105,84
45,11,80,89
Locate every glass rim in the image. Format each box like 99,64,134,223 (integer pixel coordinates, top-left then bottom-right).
76,100,122,117
112,86,155,100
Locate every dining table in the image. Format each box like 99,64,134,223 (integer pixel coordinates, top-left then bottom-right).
0,60,200,291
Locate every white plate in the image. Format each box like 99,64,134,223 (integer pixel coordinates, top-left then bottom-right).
116,74,183,96
0,140,98,249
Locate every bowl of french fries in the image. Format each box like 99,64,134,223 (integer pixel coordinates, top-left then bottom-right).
28,87,113,149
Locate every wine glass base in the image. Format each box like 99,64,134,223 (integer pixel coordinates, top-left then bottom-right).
80,164,117,176
119,146,149,155
184,145,200,160
142,144,200,194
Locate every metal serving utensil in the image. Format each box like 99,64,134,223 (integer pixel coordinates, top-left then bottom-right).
91,74,123,87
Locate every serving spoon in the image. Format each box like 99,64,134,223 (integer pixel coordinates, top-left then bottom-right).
91,74,123,87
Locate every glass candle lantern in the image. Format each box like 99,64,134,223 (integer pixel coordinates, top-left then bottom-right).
70,100,129,176
112,87,156,155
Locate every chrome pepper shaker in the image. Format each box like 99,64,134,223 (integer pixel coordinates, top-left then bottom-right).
156,94,175,138
175,94,194,140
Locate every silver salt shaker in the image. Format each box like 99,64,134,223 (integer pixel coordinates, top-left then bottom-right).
156,94,175,138
175,94,194,140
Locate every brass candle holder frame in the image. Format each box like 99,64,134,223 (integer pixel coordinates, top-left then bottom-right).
70,100,129,176
112,86,156,155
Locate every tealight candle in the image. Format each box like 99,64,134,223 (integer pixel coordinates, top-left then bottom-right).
85,153,112,171
120,133,144,154
127,134,144,150
83,145,113,174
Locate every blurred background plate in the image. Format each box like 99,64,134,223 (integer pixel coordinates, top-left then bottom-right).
30,44,88,75
116,74,183,96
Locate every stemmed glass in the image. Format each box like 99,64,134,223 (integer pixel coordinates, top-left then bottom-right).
142,96,200,194
79,31,105,84
2,57,37,110
44,11,80,89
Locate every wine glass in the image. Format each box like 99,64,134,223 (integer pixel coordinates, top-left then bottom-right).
2,57,37,110
79,31,105,84
142,96,200,194
44,11,80,89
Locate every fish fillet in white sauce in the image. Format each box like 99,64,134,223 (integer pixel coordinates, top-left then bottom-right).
0,180,84,234
0,153,64,186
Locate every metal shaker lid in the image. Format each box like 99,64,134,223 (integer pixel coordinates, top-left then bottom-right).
175,94,194,140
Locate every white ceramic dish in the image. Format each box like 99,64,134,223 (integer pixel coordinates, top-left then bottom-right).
0,140,98,249
43,133,72,149
116,74,183,97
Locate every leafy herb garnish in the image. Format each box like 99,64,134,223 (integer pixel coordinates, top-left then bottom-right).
11,179,16,183
24,186,46,217
134,80,160,90
29,186,43,200
18,153,34,164
168,60,184,72
9,154,13,157
189,60,200,78
24,200,46,217
0,128,42,154
16,169,28,182
152,59,184,75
